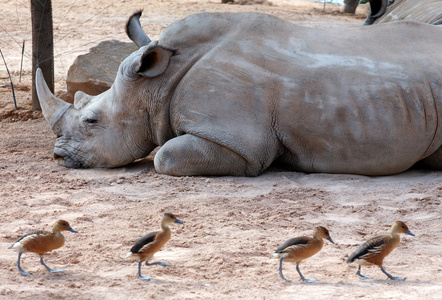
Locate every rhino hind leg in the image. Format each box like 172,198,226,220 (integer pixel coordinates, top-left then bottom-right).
154,134,255,176
417,146,442,170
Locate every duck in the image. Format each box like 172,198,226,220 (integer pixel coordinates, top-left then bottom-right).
9,220,78,276
347,221,415,280
125,213,184,280
271,226,334,283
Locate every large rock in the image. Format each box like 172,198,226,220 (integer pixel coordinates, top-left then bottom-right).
66,40,137,97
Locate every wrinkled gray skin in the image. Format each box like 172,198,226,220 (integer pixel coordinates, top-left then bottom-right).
36,11,442,176
364,0,442,25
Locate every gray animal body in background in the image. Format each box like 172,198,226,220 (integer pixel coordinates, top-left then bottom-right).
364,0,442,25
36,11,442,177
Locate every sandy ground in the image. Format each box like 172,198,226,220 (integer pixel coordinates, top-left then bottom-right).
1,0,441,299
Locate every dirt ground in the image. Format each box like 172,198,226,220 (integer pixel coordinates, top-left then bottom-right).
1,0,441,299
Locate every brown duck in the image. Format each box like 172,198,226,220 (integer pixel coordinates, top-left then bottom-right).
9,220,78,276
272,226,334,282
347,221,415,280
125,213,183,280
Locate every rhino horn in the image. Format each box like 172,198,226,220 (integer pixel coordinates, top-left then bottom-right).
126,10,151,48
371,0,389,18
35,68,71,135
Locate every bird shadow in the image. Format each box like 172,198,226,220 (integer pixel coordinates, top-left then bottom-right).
278,278,433,287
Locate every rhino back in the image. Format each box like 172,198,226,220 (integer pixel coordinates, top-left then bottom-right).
157,13,442,175
375,0,442,25
274,22,442,174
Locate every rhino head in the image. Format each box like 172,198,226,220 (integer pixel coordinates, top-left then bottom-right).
36,11,175,168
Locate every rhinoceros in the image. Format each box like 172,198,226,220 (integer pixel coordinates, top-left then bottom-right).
364,0,442,25
36,11,442,176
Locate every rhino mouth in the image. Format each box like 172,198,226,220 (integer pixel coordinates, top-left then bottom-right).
53,141,91,169
53,150,84,168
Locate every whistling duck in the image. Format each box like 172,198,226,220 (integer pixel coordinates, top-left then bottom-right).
125,213,184,280
272,226,334,283
347,221,415,280
9,220,78,276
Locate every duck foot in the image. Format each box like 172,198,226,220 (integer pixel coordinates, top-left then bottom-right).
138,275,152,281
356,265,370,279
357,273,370,280
381,267,406,281
18,268,31,276
40,257,64,273
297,265,317,283
300,277,318,283
48,268,65,273
138,261,152,281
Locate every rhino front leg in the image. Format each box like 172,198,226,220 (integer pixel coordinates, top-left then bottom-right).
154,134,253,176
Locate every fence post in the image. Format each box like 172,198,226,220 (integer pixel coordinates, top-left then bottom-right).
344,0,360,14
31,0,54,111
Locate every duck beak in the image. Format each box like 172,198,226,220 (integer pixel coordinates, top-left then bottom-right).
67,226,78,233
326,236,335,244
174,219,184,225
405,229,415,237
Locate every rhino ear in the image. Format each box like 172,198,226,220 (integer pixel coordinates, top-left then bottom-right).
73,90,93,109
136,45,176,78
371,0,389,18
126,10,151,48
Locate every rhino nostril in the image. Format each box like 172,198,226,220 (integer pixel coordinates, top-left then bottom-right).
53,153,65,161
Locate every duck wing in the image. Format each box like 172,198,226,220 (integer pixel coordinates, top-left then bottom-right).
130,231,159,254
347,235,387,263
275,236,311,253
9,230,49,248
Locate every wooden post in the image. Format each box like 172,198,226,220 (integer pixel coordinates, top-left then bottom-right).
343,0,360,14
31,0,54,111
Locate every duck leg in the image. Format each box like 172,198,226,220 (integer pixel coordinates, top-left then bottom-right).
146,261,171,267
17,251,30,276
278,257,292,283
138,261,151,281
380,266,406,281
40,257,64,273
296,264,317,283
356,265,370,279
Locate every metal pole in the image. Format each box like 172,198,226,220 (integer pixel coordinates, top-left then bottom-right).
0,48,18,110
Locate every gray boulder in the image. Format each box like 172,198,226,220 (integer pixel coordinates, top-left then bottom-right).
66,40,137,97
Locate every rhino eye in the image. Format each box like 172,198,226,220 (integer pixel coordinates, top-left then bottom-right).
85,118,98,125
